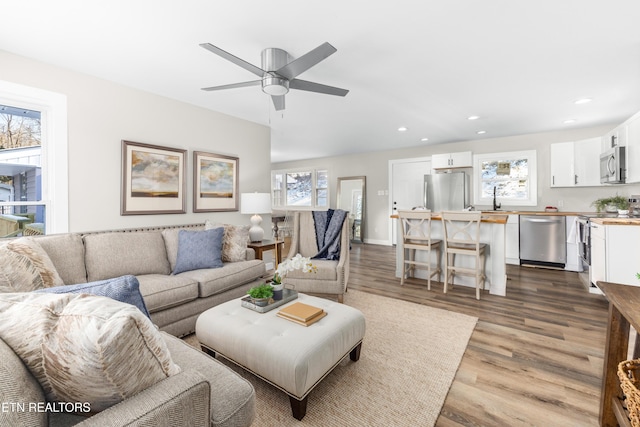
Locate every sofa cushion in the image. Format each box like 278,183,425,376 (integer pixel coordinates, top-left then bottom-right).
173,228,224,275
161,226,205,272
179,260,265,298
34,275,151,318
84,231,171,282
0,292,181,413
6,237,64,288
137,274,199,313
285,259,337,281
35,233,88,285
0,337,47,427
163,333,255,427
205,220,250,262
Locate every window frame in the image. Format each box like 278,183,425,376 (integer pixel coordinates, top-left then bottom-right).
0,80,68,234
271,168,329,210
473,150,537,207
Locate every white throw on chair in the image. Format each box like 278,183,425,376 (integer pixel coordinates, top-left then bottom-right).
441,211,487,300
398,210,442,289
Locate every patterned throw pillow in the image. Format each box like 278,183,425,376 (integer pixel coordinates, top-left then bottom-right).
173,228,224,274
205,220,250,262
0,292,181,413
0,237,64,293
35,275,151,318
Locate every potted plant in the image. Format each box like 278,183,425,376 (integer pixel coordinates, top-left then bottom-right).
270,254,317,300
247,284,274,307
592,195,630,213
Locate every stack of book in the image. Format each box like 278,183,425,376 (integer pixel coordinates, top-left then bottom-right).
277,302,327,326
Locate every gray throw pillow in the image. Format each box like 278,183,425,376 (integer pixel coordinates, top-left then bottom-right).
35,275,151,318
173,228,224,274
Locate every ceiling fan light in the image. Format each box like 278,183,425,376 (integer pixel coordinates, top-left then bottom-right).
262,76,289,96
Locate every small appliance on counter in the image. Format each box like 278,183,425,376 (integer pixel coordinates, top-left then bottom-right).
630,195,640,216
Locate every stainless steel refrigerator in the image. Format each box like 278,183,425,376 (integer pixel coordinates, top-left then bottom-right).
424,172,469,212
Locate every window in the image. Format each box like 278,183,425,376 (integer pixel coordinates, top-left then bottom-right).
0,80,68,237
473,150,537,206
271,168,329,209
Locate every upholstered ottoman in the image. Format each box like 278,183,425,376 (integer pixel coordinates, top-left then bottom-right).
195,293,366,420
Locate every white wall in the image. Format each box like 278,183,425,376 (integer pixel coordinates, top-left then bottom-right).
0,50,271,232
273,125,640,245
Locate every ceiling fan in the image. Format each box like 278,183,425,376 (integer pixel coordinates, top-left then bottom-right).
199,42,349,111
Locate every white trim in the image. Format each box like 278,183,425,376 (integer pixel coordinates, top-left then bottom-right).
0,80,69,233
473,150,537,207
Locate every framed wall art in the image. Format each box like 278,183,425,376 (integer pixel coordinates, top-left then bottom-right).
193,151,239,212
121,140,187,215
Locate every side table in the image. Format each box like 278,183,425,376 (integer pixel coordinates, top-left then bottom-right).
248,239,284,268
598,281,640,427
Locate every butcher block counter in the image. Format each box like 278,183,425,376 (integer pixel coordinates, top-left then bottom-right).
590,216,640,226
391,212,508,296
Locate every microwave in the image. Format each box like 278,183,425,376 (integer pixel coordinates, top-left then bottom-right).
600,146,626,184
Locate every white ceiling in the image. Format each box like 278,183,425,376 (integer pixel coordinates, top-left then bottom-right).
2,1,640,163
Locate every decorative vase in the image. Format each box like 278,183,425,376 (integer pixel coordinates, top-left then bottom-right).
270,282,284,300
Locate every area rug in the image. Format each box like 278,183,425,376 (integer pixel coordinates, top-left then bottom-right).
183,290,477,426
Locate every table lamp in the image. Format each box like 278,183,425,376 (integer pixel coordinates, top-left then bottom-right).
240,192,272,242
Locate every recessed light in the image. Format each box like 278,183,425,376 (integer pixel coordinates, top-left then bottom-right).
467,115,480,120
477,130,486,135
398,126,408,132
421,137,429,142
574,98,592,105
564,119,576,124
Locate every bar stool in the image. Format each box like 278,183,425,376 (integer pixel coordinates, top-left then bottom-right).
398,210,442,290
441,211,487,300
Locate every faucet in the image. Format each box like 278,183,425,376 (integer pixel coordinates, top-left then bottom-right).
493,186,501,211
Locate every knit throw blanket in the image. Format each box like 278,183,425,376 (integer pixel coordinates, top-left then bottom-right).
312,209,348,260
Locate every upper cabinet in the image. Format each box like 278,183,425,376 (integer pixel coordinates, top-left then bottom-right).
602,123,627,151
550,138,601,187
625,112,640,183
432,151,472,170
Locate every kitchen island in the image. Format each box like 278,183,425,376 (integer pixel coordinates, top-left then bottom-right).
391,213,509,296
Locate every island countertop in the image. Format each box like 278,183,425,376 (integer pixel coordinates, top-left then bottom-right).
390,213,508,224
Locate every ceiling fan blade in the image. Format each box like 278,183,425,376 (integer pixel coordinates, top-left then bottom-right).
272,95,285,111
201,80,261,91
275,42,337,80
199,43,265,77
289,79,349,97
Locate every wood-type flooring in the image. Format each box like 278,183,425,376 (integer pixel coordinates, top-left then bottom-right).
347,243,610,427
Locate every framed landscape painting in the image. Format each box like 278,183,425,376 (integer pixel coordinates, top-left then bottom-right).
121,140,187,215
193,151,239,212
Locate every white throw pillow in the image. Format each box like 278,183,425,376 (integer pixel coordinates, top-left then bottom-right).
0,292,181,413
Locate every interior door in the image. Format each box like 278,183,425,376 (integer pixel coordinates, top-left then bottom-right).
390,159,431,243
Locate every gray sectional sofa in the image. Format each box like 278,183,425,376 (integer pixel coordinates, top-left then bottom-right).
0,222,267,426
33,223,266,337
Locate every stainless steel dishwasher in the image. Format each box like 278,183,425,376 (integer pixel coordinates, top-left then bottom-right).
519,215,566,268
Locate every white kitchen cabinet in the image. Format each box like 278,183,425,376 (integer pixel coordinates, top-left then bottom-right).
550,142,574,187
573,137,601,186
590,221,640,287
431,151,472,169
590,222,606,286
564,216,582,272
505,214,519,265
550,138,601,187
625,112,640,183
602,123,627,152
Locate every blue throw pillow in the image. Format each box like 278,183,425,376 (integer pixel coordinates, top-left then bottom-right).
173,228,224,275
34,275,151,318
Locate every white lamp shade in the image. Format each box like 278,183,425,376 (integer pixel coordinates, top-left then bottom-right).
240,193,272,214
240,193,271,242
